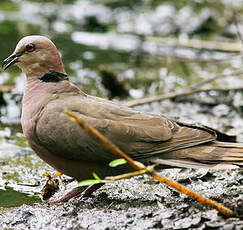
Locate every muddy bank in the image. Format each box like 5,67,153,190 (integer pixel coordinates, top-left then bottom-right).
0,156,242,229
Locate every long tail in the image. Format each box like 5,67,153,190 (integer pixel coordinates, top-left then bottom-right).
153,141,243,169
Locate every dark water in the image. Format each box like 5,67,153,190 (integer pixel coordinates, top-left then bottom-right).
0,187,40,207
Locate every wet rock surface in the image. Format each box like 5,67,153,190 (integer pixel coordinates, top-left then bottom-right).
0,158,242,229
0,173,242,229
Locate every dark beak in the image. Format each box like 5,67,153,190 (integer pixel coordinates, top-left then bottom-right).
2,52,22,71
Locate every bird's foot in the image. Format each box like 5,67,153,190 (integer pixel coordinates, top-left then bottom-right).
50,183,104,204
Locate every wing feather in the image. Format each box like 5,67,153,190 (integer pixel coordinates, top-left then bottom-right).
35,94,216,161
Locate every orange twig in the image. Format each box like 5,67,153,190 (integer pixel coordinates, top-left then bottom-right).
66,109,144,171
151,173,233,217
65,109,234,217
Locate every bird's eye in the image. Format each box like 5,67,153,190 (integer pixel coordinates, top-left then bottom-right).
26,43,36,52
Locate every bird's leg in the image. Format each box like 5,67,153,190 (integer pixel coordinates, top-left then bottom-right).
51,183,104,204
73,183,104,199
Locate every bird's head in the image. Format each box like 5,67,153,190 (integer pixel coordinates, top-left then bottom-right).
2,35,65,77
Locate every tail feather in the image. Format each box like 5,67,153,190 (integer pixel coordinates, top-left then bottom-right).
210,141,243,163
152,141,243,169
153,159,239,169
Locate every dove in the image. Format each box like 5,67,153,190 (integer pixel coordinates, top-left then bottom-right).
2,35,243,202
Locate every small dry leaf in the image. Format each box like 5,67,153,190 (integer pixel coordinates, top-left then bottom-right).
41,172,62,200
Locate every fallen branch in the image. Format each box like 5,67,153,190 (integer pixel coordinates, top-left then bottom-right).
65,110,235,217
147,37,243,52
190,70,243,90
174,53,241,63
125,86,243,107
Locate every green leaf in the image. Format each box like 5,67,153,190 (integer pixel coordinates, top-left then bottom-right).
109,158,127,167
78,179,100,187
92,172,101,181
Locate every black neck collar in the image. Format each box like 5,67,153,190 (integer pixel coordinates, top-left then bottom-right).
40,70,68,83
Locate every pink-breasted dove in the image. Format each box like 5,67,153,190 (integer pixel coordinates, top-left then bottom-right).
2,36,243,202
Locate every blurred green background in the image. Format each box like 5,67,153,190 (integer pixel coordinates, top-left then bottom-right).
1,0,243,102
1,0,243,143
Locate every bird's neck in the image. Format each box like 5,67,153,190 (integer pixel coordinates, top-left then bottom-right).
24,63,65,79
21,77,48,138
22,74,80,121
22,77,50,117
